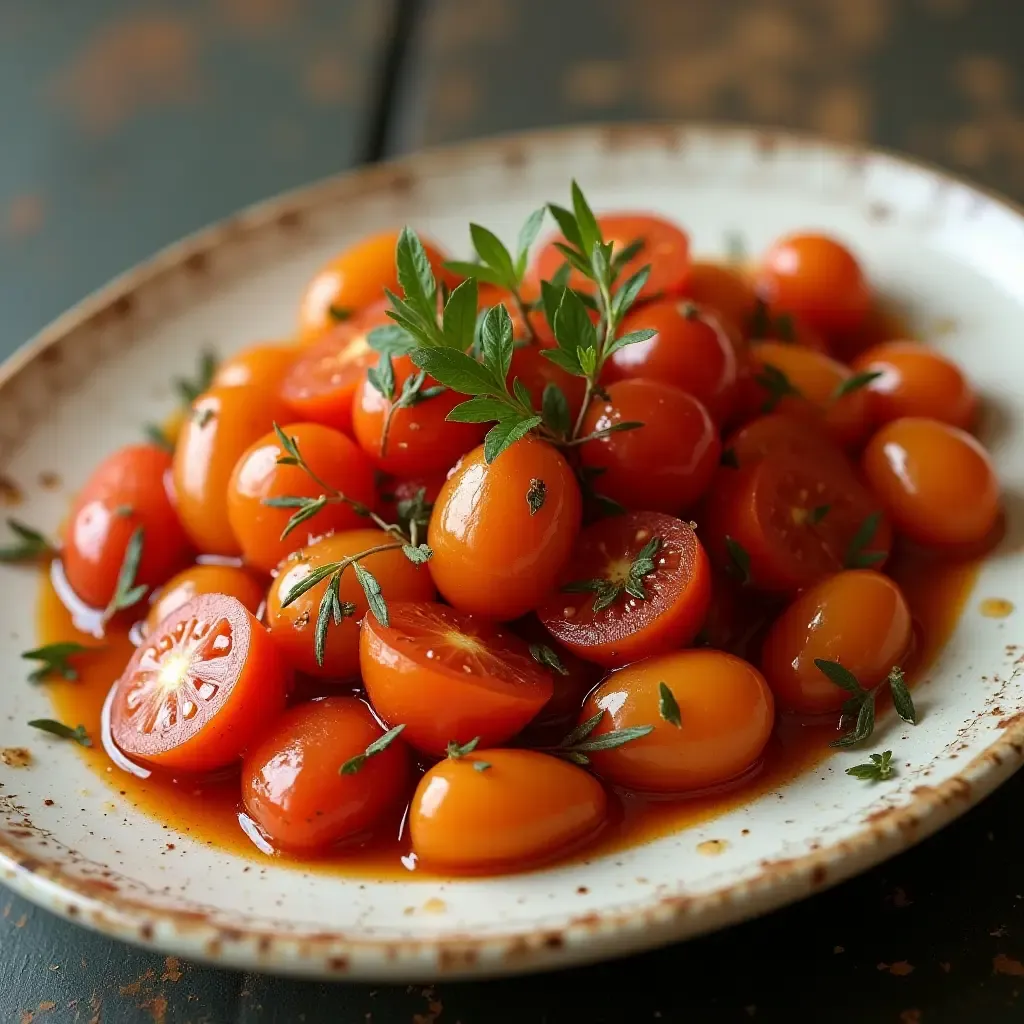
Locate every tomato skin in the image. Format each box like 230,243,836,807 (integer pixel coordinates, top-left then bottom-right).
851,341,977,430
755,233,870,337
173,385,292,556
760,570,912,715
538,512,712,669
409,749,607,873
428,438,582,621
212,343,296,394
63,444,190,611
145,564,265,635
581,649,774,793
508,344,588,425
109,594,291,773
266,529,436,679
241,697,409,852
608,300,740,423
861,417,1000,547
580,380,720,514
680,261,757,334
351,355,485,477
226,422,376,575
724,413,850,469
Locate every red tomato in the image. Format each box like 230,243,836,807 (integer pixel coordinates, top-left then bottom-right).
723,412,850,469
539,511,710,669
680,261,757,334
145,564,265,635
226,422,376,574
241,697,409,852
360,601,554,757
478,285,558,349
63,444,190,611
108,594,291,773
508,343,588,426
579,380,720,514
409,749,606,873
212,343,296,394
580,649,774,793
428,438,582,621
607,300,740,423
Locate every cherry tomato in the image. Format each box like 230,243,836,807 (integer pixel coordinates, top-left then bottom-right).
748,306,829,353
173,385,291,556
226,422,376,574
851,341,977,430
351,355,485,477
539,512,711,669
212,343,296,394
861,417,1000,547
360,601,554,757
108,594,291,773
409,749,606,873
297,231,456,343
580,649,774,793
63,444,190,611
427,438,582,620
723,412,850,469
508,343,588,425
680,261,757,334
579,380,720,514
704,451,892,593
266,529,436,679
478,285,557,349
755,232,870,337
145,564,265,635
241,697,409,852
761,570,912,715
376,473,446,526
607,300,740,422
532,213,690,302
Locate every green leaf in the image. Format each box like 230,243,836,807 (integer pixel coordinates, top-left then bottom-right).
515,207,546,278
565,725,653,759
571,180,602,261
446,396,511,423
553,242,594,280
512,377,532,411
724,536,751,585
831,695,876,748
28,719,92,747
610,237,646,276
559,711,604,747
328,304,354,322
807,504,831,525
402,543,433,565
577,345,598,377
473,760,492,772
103,527,147,622
625,536,662,600
277,495,328,541
143,423,174,452
483,415,542,464
410,347,500,396
442,261,509,289
845,511,885,569
354,563,388,627
540,346,584,376
395,227,437,321
313,573,345,668
441,278,479,351
367,354,396,401
548,203,583,250
755,363,802,413
658,682,682,728
368,324,416,357
529,643,568,676
0,518,53,563
845,750,894,782
834,370,883,400
553,288,597,358
446,736,481,759
540,280,565,334
888,666,918,725
470,223,516,287
541,383,571,438
814,659,867,696
174,350,218,405
339,724,406,774
526,477,547,516
395,488,433,536
480,304,515,382
611,265,651,321
22,642,95,683
604,327,656,360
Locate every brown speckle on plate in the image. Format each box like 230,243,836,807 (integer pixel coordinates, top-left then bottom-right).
696,839,729,856
980,597,1014,618
0,748,32,768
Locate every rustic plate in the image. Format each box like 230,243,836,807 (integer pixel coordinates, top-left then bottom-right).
1,124,1023,980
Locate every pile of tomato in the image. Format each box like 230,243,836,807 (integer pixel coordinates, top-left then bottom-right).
51,200,1000,876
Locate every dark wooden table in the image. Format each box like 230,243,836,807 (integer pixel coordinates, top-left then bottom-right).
4,1,1024,1020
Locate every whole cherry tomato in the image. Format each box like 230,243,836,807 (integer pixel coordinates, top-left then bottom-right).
145,563,265,635
212,343,297,395
680,261,757,335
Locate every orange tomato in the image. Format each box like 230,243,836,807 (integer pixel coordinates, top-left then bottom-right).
409,749,606,873
173,385,291,556
360,601,554,757
507,343,588,425
581,649,774,793
266,529,436,679
145,563,265,635
723,412,850,469
108,594,291,773
761,570,912,715
861,417,1000,547
427,438,582,620
226,422,376,574
241,697,410,852
212,343,296,394
680,261,757,333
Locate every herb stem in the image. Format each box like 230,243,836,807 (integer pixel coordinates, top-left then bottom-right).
570,379,594,441
279,542,404,609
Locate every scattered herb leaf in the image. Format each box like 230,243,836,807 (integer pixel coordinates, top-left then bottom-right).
834,370,883,400
845,511,886,569
102,527,147,623
339,724,406,774
0,519,53,563
527,477,547,516
845,749,895,782
888,666,918,725
28,719,92,747
529,642,569,676
724,536,752,585
446,737,481,759
658,682,682,728
22,642,96,683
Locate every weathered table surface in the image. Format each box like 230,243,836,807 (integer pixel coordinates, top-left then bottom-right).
4,1,1024,1020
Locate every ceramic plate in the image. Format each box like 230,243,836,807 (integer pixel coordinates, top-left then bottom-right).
1,124,1023,980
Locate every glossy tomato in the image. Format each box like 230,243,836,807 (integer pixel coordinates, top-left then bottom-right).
680,261,757,334
212,343,296,394
145,563,264,636
508,343,588,425
723,412,850,469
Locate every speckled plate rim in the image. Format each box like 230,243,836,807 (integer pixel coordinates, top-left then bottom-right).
1,121,1023,980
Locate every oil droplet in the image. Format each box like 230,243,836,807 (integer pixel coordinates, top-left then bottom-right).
980,597,1014,619
696,838,729,856
422,897,447,914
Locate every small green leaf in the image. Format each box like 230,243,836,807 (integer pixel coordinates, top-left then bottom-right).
143,423,174,452
480,304,515,383
554,288,598,357
354,563,388,627
845,750,894,781
611,265,651,321
410,347,500,396
367,355,396,401
845,511,885,569
563,725,654,761
547,203,583,251
834,370,883,400
571,180,602,261
28,719,92,747
515,207,546,277
441,278,479,351
443,260,509,289
446,396,512,424
831,695,876,748
174,350,218,405
103,527,147,622
276,495,328,541
402,543,433,565
339,724,406,774
0,518,53,563
368,324,417,357
328,304,354,322
470,223,517,287
526,477,547,516
540,346,584,376
814,659,867,696
559,711,604,747
395,227,438,322
604,327,656,360
755,363,802,413
313,573,347,668
807,504,831,525
888,666,918,725
577,345,598,377
658,682,682,728
541,383,571,438
610,237,646,276
22,642,95,683
473,760,491,772
446,736,481,759
724,536,751,585
482,415,542,464
529,643,569,676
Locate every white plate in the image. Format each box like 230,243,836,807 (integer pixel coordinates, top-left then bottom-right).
1,124,1023,980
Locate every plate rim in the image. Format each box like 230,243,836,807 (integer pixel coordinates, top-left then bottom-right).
2,120,1023,980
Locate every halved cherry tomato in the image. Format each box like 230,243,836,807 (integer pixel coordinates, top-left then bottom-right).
109,594,291,773
241,697,409,852
851,341,977,430
581,649,774,793
212,343,296,394
173,385,291,556
538,512,711,669
703,451,892,593
410,749,606,873
608,300,740,422
755,232,870,337
266,529,436,679
376,473,446,526
680,261,757,334
862,417,1000,547
226,422,376,574
579,380,720,514
360,601,554,756
531,213,690,302
508,344,588,426
145,563,264,635
427,438,582,620
761,570,912,715
63,444,190,611
723,412,850,469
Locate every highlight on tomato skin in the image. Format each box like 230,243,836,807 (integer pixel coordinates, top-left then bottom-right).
108,594,292,774
144,563,265,636
212,343,297,395
760,570,913,715
580,649,775,794
241,697,410,853
409,748,608,874
360,601,554,758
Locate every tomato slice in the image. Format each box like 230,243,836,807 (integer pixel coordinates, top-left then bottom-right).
359,601,554,757
704,452,892,593
723,413,851,469
537,511,711,669
108,594,291,773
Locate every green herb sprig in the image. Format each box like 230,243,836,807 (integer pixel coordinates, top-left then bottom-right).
339,724,406,775
547,710,653,766
29,719,92,747
0,519,53,563
562,535,662,612
101,526,147,625
845,750,895,781
815,661,918,748
22,642,98,683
